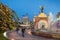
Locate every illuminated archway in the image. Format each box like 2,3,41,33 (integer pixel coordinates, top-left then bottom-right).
38,20,48,30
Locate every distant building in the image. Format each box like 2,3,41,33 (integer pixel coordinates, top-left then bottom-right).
22,15,30,28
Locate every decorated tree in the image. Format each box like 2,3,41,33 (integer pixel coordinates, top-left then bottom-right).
0,2,16,31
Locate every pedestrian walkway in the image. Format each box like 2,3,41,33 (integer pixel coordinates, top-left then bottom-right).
6,30,55,40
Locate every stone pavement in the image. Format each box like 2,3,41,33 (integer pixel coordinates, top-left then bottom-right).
6,29,56,40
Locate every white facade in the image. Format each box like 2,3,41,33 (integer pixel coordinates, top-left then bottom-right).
22,16,30,25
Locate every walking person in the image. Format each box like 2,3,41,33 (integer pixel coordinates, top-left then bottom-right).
16,27,19,34
21,27,25,37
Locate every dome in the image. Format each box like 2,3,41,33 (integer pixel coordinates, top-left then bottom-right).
38,12,47,17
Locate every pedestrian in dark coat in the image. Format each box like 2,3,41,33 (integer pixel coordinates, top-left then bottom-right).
21,27,25,37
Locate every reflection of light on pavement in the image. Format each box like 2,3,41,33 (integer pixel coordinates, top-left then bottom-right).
11,38,14,40
27,30,32,35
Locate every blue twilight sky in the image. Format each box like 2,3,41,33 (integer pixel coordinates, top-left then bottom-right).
0,0,60,20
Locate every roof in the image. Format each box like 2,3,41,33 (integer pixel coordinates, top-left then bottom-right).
38,12,47,17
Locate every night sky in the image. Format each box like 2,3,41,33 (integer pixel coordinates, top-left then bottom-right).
0,0,60,21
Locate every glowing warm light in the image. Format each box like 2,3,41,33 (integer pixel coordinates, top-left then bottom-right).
28,30,32,35
20,24,30,26
38,12,47,17
11,38,14,40
38,20,48,29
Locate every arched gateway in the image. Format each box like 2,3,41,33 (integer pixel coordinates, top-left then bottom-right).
38,20,48,30
34,6,48,30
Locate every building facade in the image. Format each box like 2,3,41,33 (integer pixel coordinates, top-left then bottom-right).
34,7,48,30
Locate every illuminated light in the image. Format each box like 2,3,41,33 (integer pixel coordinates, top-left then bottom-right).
28,30,32,35
3,32,7,38
11,38,14,40
38,12,47,17
38,20,48,29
